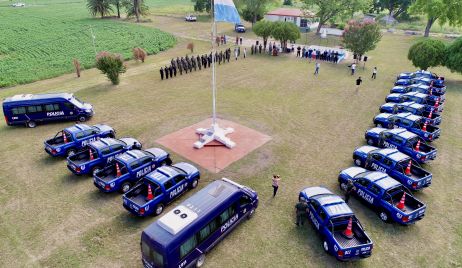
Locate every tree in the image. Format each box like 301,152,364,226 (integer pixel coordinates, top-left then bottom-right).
407,39,446,70
111,0,122,18
191,0,211,13
253,20,273,48
95,51,126,85
302,0,370,34
343,20,382,60
235,0,273,26
370,0,413,18
443,37,462,73
87,0,113,19
270,21,300,51
122,0,148,21
410,0,462,37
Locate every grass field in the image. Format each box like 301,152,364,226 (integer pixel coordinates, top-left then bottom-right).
0,0,176,87
1,29,462,268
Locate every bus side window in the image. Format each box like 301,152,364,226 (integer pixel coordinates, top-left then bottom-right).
27,105,43,113
12,107,26,115
179,235,197,259
219,206,235,225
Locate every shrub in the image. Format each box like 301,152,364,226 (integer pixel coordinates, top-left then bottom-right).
95,51,126,85
132,47,147,62
73,59,81,78
187,42,194,53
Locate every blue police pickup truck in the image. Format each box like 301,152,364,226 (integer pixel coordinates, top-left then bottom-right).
386,92,445,109
66,137,142,176
123,163,200,217
365,128,437,163
299,186,373,261
353,146,432,190
93,148,171,193
379,102,442,126
397,70,438,80
338,167,426,224
44,124,115,157
391,84,446,100
373,112,441,142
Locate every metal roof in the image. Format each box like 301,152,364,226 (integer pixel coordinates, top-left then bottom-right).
266,8,314,17
4,93,73,103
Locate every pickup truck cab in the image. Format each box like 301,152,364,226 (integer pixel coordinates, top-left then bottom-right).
386,91,444,108
338,167,426,224
379,101,442,125
299,186,373,261
93,148,171,193
123,162,200,217
397,70,438,80
66,137,141,175
391,84,445,99
44,123,115,157
353,146,432,190
365,128,437,163
373,112,441,141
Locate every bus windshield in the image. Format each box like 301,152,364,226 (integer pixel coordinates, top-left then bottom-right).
141,239,165,267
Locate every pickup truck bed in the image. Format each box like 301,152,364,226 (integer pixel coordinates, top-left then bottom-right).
125,184,150,206
68,150,95,165
334,232,363,248
129,195,148,206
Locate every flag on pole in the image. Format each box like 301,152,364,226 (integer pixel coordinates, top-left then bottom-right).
214,0,241,24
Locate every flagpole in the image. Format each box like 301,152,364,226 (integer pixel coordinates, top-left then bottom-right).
211,0,217,126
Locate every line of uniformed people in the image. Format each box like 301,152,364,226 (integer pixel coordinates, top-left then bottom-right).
159,48,233,80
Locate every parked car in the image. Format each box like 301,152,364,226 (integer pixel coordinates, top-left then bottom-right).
365,127,437,163
66,137,141,176
185,14,197,21
235,24,246,33
338,167,426,224
123,162,200,216
93,148,171,193
373,112,441,142
299,186,373,261
353,146,432,190
12,2,25,7
44,123,115,157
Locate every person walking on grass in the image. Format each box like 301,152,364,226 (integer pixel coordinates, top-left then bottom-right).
243,47,247,58
356,76,363,92
295,200,309,226
272,175,281,197
372,67,377,79
351,63,356,75
314,62,320,76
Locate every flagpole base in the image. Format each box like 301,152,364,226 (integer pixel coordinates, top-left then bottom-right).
194,123,236,149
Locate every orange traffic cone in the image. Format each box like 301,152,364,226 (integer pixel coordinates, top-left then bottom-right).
405,160,412,175
147,184,154,200
89,150,94,160
116,163,122,177
434,99,439,109
63,131,68,143
427,110,433,120
396,192,406,210
343,217,354,239
422,121,428,132
415,140,421,152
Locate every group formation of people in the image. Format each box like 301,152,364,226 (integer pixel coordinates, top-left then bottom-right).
159,48,247,80
294,46,342,64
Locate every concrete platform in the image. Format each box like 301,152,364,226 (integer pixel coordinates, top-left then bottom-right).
156,118,271,173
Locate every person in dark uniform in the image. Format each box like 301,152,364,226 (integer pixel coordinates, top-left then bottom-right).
182,58,188,74
197,55,201,70
192,57,197,71
173,64,177,77
295,200,308,226
178,60,183,75
259,44,262,54
171,58,175,68
159,67,164,80
344,179,356,203
176,57,181,68
227,48,231,62
169,65,173,78
251,44,254,55
165,66,169,79
188,60,192,73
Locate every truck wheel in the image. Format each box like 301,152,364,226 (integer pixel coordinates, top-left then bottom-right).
154,204,164,216
354,158,363,167
323,241,329,253
92,166,101,176
165,158,172,165
120,182,132,193
379,210,391,223
107,131,115,138
27,121,37,128
247,208,255,220
366,139,375,146
196,254,206,267
78,116,87,122
339,182,348,192
376,123,383,128
190,178,199,189
67,149,76,157
388,123,394,129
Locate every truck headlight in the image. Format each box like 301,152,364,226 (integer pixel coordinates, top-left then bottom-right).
110,182,115,188
56,148,61,152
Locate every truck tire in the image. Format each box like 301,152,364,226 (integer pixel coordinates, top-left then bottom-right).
339,181,348,192
196,254,206,267
376,123,383,128
190,178,199,189
165,157,172,165
378,210,391,223
366,139,375,146
154,203,164,216
247,208,255,220
120,182,132,193
354,158,363,167
92,166,101,176
27,121,37,128
107,131,115,138
67,149,76,157
78,116,87,122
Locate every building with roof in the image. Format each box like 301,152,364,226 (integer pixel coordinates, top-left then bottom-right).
264,8,317,30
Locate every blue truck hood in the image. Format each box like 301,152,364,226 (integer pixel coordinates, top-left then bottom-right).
144,148,168,159
173,162,199,175
340,167,367,177
387,93,402,99
374,113,393,120
93,124,113,133
367,127,387,135
355,146,378,154
119,137,141,148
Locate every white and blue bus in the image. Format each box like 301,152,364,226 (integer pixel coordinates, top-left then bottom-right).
2,93,93,128
140,178,259,268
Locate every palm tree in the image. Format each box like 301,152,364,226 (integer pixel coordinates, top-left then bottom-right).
87,0,113,19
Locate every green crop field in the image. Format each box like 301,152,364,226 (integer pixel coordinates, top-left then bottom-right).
0,0,176,87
